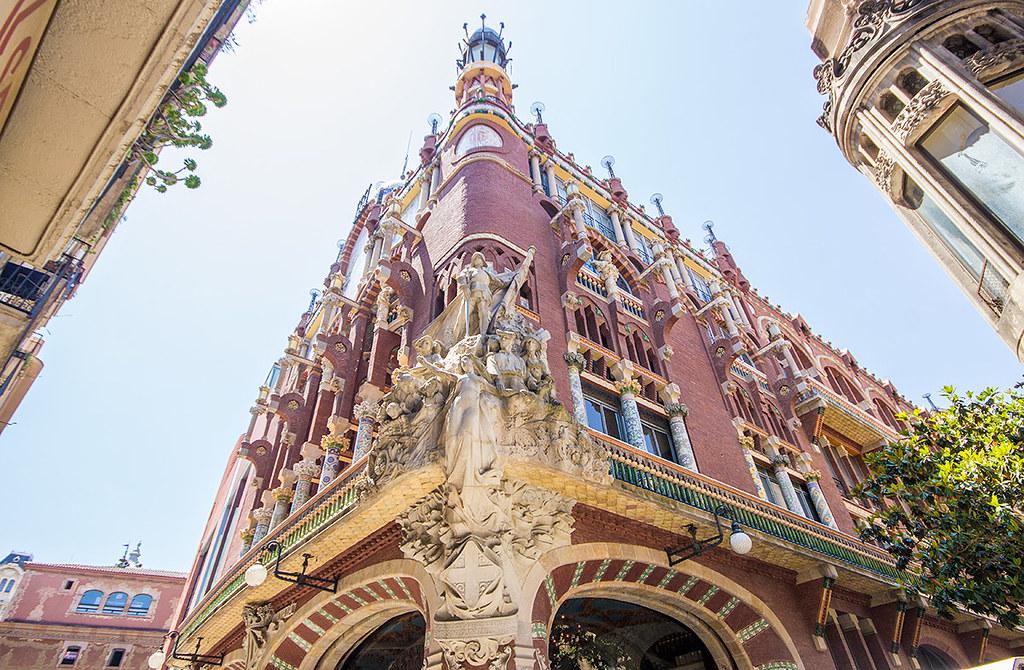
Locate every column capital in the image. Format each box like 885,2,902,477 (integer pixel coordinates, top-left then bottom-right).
665,402,688,418
321,434,350,452
293,459,321,482
563,351,587,370
614,377,642,397
353,399,379,421
239,528,255,542
252,507,273,524
272,486,294,503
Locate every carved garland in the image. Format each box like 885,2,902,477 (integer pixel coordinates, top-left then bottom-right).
813,0,932,131
890,80,951,142
873,150,897,194
965,38,1024,78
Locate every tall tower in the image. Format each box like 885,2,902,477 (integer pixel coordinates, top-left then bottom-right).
807,0,1024,360
168,19,1019,670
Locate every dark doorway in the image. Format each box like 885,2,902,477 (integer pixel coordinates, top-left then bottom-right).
337,611,426,670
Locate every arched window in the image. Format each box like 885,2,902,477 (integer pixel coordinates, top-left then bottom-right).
75,589,104,614
128,594,153,617
825,367,864,404
974,23,1012,44
339,612,426,669
872,398,902,430
896,68,929,97
102,592,128,615
3,579,13,592
879,92,905,121
0,579,6,592
943,34,980,59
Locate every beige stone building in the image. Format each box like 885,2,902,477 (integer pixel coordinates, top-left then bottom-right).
0,0,247,434
807,0,1024,360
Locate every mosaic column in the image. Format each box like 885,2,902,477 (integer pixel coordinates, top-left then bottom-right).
269,486,294,529
528,149,543,191
769,452,805,515
615,378,646,452
319,435,348,487
739,436,768,499
290,459,321,514
674,249,694,291
563,352,588,426
665,403,697,471
608,206,626,246
239,528,255,556
804,471,838,528
352,400,379,461
251,507,273,543
622,216,640,254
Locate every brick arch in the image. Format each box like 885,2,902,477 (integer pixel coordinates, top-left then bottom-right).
523,543,804,670
263,561,433,670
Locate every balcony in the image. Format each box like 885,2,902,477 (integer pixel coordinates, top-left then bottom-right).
795,378,899,449
176,423,902,654
0,261,53,315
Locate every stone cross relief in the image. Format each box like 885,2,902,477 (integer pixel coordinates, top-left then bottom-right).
356,249,612,634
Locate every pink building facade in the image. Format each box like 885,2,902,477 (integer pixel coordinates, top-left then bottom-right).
0,560,184,670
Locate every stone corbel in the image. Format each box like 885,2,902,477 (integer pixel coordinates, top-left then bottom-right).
796,563,838,652
562,291,582,312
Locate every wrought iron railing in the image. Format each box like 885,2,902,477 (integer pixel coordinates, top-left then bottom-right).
0,261,54,315
597,433,901,581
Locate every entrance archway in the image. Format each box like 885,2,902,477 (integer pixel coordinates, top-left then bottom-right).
549,597,716,669
336,611,426,670
916,645,959,670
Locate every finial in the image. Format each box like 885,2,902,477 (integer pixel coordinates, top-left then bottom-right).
530,101,545,124
703,220,717,244
601,155,616,179
650,193,665,217
427,112,442,135
308,288,321,312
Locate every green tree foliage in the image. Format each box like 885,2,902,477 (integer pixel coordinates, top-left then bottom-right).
856,386,1024,626
549,623,635,670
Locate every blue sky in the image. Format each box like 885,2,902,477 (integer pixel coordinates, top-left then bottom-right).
1,1,1019,571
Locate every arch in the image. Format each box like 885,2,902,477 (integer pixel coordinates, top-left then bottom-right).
127,593,153,617
917,643,961,670
263,560,436,670
522,543,804,670
330,610,426,670
896,68,929,97
823,366,865,404
943,34,980,59
74,589,103,614
102,591,128,615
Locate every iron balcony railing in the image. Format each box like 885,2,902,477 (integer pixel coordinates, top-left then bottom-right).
0,261,54,315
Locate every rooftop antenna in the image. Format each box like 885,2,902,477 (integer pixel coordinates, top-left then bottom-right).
427,112,443,135
480,14,487,62
703,220,717,245
601,155,617,179
400,129,412,178
128,542,142,568
116,544,130,569
922,393,939,411
308,288,321,312
530,101,545,124
650,193,666,217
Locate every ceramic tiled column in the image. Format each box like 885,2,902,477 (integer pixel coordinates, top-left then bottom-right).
804,470,838,528
319,436,347,487
563,352,588,426
615,378,646,452
767,447,805,515
290,459,321,514
352,400,379,461
665,402,697,471
239,528,255,556
251,507,273,543
269,486,294,529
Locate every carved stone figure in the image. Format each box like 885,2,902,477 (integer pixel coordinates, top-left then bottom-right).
485,330,527,393
242,602,296,669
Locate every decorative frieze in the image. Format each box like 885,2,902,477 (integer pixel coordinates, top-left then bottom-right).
890,80,951,141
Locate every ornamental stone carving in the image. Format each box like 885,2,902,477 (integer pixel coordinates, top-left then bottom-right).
374,251,606,625
890,80,950,142
437,637,514,670
242,602,296,670
873,150,897,193
966,38,1024,78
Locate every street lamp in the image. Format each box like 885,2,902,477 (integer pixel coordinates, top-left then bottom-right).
243,540,337,593
666,505,752,566
147,631,223,668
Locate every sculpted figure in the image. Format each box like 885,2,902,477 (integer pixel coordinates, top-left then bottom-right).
486,330,527,393
455,247,536,338
242,602,296,670
523,336,553,399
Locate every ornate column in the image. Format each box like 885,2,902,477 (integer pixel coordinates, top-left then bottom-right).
544,160,558,199
766,440,804,515
429,158,442,199
710,282,739,337
607,205,627,246
251,507,273,543
733,420,768,499
622,215,640,254
665,403,697,471
804,470,839,528
615,377,646,451
780,341,804,377
565,183,588,240
563,352,588,426
528,149,543,192
654,247,679,300
239,527,255,556
319,433,348,487
673,249,695,290
290,459,321,514
418,170,432,210
269,484,294,529
352,400,379,461
731,294,749,326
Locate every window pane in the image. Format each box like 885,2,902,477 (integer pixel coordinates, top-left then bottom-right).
757,469,778,505
60,647,80,666
127,594,152,617
920,104,1024,244
796,485,821,522
584,398,605,433
107,649,125,668
902,175,988,280
76,590,103,614
102,592,128,615
992,70,1024,116
602,407,622,441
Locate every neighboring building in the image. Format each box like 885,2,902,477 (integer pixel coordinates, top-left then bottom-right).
0,0,250,435
0,552,32,619
0,555,185,669
806,0,1024,361
171,20,1021,670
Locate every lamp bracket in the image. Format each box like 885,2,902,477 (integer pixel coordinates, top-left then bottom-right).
665,505,735,566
